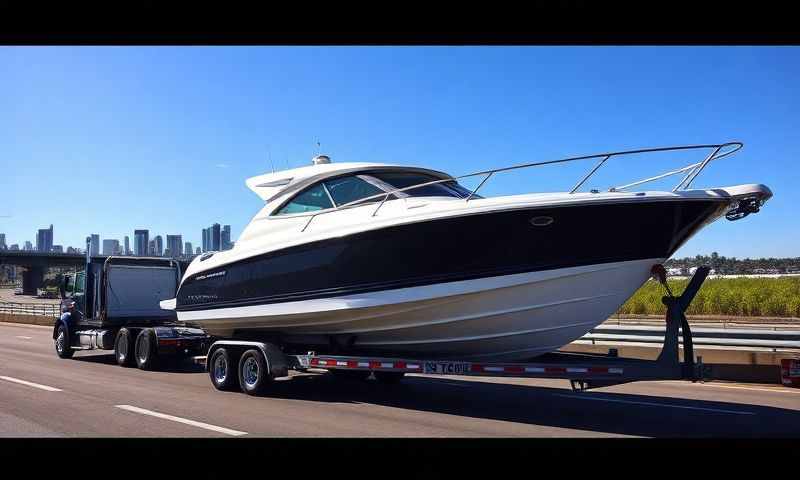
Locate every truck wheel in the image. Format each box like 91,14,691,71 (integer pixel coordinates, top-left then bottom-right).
115,328,136,367
238,349,272,396
135,329,160,371
208,347,239,391
373,371,405,384
54,324,74,359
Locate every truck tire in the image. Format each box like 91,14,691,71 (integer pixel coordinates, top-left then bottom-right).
115,328,136,367
135,329,160,371
238,349,272,396
54,323,74,359
208,347,239,391
373,371,405,384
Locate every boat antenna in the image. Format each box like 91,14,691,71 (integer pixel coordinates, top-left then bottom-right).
268,144,274,173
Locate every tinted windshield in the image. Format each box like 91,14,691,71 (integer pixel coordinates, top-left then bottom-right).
324,175,384,206
367,172,479,199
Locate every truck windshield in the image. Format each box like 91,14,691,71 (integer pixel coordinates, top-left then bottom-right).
366,172,480,199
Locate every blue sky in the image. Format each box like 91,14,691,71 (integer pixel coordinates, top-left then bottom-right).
1,46,797,258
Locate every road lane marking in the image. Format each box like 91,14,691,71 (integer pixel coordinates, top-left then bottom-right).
553,394,755,415
0,376,62,392
15,336,33,339
115,405,248,436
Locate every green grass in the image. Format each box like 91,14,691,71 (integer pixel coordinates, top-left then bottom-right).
617,277,800,317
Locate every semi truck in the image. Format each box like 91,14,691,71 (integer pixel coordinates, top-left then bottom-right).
53,250,209,370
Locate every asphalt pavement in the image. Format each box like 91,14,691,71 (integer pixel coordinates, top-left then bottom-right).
1,321,798,438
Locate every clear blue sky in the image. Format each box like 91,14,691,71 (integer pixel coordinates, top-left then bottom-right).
1,46,797,258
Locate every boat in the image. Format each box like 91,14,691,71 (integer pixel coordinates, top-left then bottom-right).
160,142,772,361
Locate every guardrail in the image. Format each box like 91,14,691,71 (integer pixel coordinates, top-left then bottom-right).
0,301,60,318
581,324,800,351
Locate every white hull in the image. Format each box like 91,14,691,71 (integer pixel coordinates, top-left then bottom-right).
178,258,662,362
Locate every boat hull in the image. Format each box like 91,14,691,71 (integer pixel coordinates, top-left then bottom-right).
178,258,662,361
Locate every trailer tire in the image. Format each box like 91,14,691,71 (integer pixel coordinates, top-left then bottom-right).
54,323,74,359
373,371,405,384
208,347,239,391
135,329,160,371
238,349,272,396
115,328,136,367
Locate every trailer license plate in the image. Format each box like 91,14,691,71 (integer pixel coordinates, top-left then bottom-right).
424,361,471,375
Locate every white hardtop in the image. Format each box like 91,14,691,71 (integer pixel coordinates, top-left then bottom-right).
245,161,452,202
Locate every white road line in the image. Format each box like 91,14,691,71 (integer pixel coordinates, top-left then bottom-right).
0,376,62,392
115,405,248,436
15,336,33,340
553,394,755,415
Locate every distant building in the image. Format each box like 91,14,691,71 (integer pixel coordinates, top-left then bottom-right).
10,244,19,251
134,229,149,256
52,245,64,253
185,242,193,256
66,246,78,254
196,246,201,255
89,234,100,256
24,241,33,251
124,236,130,255
166,235,183,258
153,235,163,256
202,227,209,252
211,223,221,251
36,224,53,252
148,239,155,256
0,233,6,250
221,225,231,250
103,239,120,255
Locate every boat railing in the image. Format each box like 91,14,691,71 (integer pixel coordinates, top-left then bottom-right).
276,142,743,232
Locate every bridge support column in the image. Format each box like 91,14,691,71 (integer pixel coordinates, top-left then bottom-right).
22,266,44,295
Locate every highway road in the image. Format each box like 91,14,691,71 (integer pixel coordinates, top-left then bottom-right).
1,321,799,438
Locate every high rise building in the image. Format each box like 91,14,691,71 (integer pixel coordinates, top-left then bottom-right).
166,235,182,258
24,241,33,251
36,224,53,252
196,246,201,255
134,229,149,256
211,223,221,251
89,234,100,256
184,242,193,256
102,239,120,255
153,235,163,256
221,225,231,250
202,227,209,252
124,236,130,255
148,239,155,256
0,233,6,250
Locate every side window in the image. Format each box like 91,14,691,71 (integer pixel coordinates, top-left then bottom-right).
65,275,75,296
323,175,385,206
74,273,85,295
275,183,333,215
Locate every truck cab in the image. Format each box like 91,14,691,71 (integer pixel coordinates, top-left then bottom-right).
53,255,209,370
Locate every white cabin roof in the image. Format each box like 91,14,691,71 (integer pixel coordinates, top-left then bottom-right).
245,161,453,202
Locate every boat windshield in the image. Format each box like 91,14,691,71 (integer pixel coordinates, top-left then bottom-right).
365,171,479,199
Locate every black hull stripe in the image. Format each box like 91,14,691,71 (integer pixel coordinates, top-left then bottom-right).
176,199,728,312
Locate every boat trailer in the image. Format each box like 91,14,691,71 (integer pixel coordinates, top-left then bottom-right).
200,266,713,395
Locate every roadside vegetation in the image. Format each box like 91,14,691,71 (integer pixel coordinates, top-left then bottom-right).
618,276,800,318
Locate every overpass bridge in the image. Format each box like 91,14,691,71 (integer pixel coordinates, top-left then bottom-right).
0,251,193,294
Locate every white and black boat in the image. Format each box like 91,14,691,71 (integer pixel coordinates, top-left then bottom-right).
161,142,772,361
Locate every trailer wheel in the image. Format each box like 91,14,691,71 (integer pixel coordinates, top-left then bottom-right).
115,328,135,367
373,371,405,384
54,324,74,359
135,329,160,371
238,349,272,396
208,347,239,391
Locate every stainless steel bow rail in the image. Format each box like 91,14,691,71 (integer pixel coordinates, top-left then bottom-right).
199,266,721,394
282,141,744,232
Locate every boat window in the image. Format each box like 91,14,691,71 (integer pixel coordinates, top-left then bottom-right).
275,183,334,215
323,175,385,207
367,172,480,199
